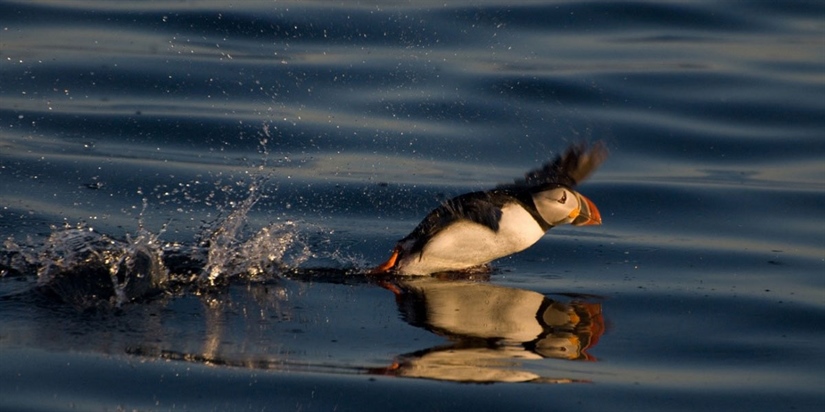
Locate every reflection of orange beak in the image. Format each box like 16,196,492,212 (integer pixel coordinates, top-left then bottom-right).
572,193,602,226
579,302,605,361
369,246,400,274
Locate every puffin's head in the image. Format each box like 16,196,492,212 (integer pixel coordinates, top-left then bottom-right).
532,187,601,227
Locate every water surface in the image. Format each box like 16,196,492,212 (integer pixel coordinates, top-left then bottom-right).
1,1,824,411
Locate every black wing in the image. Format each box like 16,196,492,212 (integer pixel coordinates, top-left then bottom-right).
401,191,513,256
502,141,608,190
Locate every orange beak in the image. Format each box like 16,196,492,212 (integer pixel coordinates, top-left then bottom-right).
572,193,602,226
369,246,400,274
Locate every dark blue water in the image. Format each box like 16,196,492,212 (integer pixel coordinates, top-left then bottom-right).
2,1,824,411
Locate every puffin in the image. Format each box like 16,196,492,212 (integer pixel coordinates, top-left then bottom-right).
371,141,607,276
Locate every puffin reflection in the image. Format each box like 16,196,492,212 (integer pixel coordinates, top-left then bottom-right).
373,278,604,383
29,268,607,385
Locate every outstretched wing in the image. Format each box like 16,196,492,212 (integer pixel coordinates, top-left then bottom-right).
503,141,608,189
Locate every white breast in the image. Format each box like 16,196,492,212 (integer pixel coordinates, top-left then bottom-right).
397,203,546,276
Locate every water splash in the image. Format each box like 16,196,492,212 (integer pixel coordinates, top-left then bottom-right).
199,182,313,286
34,223,168,309
4,179,362,308
2,129,363,308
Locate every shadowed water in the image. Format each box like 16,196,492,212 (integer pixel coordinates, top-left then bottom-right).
1,1,824,411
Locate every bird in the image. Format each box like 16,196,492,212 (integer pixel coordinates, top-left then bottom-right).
371,141,607,276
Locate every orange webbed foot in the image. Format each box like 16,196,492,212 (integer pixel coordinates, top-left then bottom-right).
369,246,400,275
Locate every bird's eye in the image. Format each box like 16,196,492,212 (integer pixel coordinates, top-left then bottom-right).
557,191,567,204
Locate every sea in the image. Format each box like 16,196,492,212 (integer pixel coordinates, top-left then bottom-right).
1,1,823,411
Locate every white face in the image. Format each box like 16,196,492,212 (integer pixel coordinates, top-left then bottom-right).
532,187,581,226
